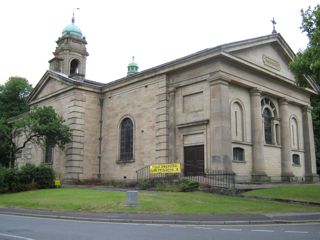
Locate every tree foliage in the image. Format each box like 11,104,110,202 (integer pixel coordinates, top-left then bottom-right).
0,77,32,166
289,5,320,172
12,106,72,153
0,77,72,167
0,76,32,119
289,5,320,86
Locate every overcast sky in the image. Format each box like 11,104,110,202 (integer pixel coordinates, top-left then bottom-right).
0,0,318,87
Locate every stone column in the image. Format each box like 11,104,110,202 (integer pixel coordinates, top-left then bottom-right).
250,88,269,182
279,98,294,181
168,87,176,163
208,73,232,171
65,94,86,181
302,106,319,182
155,75,169,163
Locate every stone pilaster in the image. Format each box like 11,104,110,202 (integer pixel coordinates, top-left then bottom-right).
302,106,319,182
155,75,169,163
279,98,294,181
65,94,86,180
208,73,232,171
168,87,176,163
250,88,270,182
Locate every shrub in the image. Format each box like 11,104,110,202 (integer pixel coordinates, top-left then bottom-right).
3,168,21,192
0,167,9,193
155,183,181,192
19,163,37,184
34,165,55,188
179,178,199,192
138,179,152,190
0,164,55,193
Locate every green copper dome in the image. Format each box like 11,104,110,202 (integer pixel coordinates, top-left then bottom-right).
127,57,139,76
128,61,138,67
62,23,82,37
62,15,82,37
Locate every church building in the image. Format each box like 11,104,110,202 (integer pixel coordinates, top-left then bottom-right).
16,16,319,183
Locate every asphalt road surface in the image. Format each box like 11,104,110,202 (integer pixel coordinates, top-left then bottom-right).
0,214,319,240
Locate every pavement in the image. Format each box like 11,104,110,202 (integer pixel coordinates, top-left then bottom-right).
1,206,320,226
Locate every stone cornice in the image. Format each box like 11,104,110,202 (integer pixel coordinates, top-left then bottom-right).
302,105,313,112
279,97,289,105
250,87,262,96
177,119,209,129
207,71,232,86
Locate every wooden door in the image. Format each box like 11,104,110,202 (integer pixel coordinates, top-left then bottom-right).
184,145,204,176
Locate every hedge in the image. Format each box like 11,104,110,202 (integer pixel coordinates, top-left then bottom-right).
0,164,55,193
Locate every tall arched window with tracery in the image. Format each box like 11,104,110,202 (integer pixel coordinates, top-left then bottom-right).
290,117,299,149
263,108,272,144
231,101,244,141
261,97,279,145
120,117,134,161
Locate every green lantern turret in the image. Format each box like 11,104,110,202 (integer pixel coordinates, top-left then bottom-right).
127,56,139,76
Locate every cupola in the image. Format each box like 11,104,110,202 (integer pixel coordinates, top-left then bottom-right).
49,12,89,81
127,57,139,76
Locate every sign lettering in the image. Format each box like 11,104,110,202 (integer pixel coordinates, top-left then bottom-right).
150,163,181,174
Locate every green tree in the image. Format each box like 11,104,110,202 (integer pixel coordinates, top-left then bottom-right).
0,76,32,119
0,119,12,166
0,77,32,166
8,106,72,167
289,4,320,173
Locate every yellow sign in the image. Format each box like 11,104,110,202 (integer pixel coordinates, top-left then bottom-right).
54,179,61,187
150,163,181,174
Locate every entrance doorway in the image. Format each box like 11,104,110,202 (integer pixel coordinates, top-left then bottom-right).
184,145,204,176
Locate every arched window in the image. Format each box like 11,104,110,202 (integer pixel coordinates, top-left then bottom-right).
70,59,80,75
233,147,244,161
44,140,54,164
292,154,300,165
290,117,299,149
261,97,279,145
231,101,244,141
263,108,272,144
120,118,133,161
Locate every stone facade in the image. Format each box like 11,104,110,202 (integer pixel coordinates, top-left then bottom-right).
16,26,320,183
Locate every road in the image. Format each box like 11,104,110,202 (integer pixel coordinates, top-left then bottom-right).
0,214,319,240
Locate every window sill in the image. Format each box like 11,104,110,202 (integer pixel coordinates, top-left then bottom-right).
232,141,252,146
232,160,246,163
117,159,135,164
292,163,301,167
264,144,281,148
291,149,304,153
43,162,53,166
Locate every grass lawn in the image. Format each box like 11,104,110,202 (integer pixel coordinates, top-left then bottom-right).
243,184,320,203
0,188,319,214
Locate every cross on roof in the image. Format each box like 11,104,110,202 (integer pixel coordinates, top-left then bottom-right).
271,17,277,34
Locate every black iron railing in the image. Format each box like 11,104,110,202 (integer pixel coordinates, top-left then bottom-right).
136,165,235,189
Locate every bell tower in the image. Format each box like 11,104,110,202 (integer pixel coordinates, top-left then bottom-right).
49,13,89,80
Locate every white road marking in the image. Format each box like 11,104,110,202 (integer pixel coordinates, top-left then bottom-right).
169,225,186,228
0,233,35,240
220,228,242,231
145,224,164,227
251,229,274,233
284,231,308,234
194,227,213,230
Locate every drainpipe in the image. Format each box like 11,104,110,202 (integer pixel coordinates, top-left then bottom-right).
97,97,104,179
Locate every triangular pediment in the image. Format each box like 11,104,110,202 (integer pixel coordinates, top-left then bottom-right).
222,35,294,81
211,34,318,93
28,71,75,103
